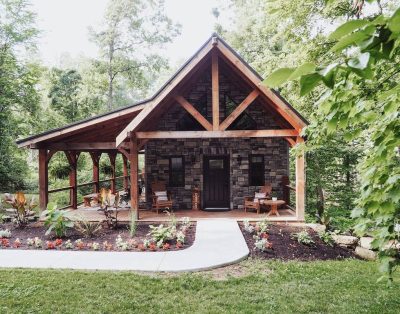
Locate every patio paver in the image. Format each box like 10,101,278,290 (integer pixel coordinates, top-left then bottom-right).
0,219,249,272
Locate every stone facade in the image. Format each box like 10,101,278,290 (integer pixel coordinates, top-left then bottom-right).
145,65,291,210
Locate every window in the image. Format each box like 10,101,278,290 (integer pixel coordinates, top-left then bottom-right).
249,155,264,186
169,156,184,187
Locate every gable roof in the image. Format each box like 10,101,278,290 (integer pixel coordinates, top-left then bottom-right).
17,33,308,149
116,34,308,146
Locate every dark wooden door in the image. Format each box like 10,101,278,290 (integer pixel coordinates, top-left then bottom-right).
203,156,230,210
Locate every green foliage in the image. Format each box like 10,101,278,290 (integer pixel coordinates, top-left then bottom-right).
148,224,175,246
266,4,400,281
292,230,315,246
74,218,102,238
0,0,40,192
89,0,181,109
318,231,334,246
41,203,74,238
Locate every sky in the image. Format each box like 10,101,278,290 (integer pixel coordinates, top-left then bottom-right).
31,0,230,67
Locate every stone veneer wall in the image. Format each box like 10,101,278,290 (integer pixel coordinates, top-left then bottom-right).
145,138,289,210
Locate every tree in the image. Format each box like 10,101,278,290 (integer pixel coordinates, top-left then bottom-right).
90,0,180,110
48,69,83,123
266,3,400,281
0,0,40,191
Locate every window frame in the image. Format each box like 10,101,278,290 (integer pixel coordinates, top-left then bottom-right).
249,154,265,186
169,156,185,187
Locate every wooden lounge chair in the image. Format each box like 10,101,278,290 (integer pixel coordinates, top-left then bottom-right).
244,183,272,214
151,181,173,213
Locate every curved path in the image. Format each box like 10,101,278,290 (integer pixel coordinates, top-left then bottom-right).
0,219,249,272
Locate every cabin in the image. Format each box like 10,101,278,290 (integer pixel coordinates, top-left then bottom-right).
17,34,308,222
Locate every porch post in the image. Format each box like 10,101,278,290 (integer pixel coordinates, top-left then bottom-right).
295,137,305,221
108,152,117,193
38,149,48,210
129,133,139,219
122,154,129,190
65,151,79,209
90,152,100,193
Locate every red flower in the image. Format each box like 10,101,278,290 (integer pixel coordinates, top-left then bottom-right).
13,239,21,248
149,243,157,251
46,241,55,250
138,243,146,251
176,241,183,249
1,239,10,247
163,243,171,250
55,239,63,246
260,233,269,239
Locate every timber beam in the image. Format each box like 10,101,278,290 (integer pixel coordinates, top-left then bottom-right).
136,129,298,139
31,142,129,151
175,95,212,131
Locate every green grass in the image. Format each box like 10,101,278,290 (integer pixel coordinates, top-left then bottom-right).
0,259,399,313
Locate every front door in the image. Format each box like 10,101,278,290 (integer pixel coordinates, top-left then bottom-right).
203,156,230,210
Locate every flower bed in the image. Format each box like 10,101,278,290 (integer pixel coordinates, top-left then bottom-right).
0,221,196,252
240,221,355,261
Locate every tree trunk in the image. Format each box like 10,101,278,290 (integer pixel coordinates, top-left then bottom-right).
107,40,115,111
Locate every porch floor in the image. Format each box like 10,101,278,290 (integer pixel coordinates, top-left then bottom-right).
66,205,298,222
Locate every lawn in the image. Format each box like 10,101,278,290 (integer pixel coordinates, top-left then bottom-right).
1,259,399,313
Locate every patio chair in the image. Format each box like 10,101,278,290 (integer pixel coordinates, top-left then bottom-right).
151,181,173,214
244,183,273,214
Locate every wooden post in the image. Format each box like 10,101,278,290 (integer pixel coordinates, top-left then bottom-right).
211,49,219,130
90,152,100,193
122,154,129,190
295,137,305,221
108,152,117,193
65,151,79,209
38,149,49,210
129,134,139,219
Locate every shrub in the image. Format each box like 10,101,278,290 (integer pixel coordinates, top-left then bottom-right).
3,192,37,227
254,237,273,252
255,219,269,234
148,224,175,245
41,203,74,237
243,220,255,233
0,229,12,238
318,231,334,246
292,231,314,246
74,217,102,238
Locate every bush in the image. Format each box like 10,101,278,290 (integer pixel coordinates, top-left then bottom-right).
41,203,74,237
3,192,37,227
0,229,12,238
292,231,314,246
318,231,334,246
74,217,102,238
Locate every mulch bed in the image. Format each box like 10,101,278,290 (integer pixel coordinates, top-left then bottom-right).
240,223,356,261
0,222,196,252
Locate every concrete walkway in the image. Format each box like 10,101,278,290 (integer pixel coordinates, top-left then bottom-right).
0,219,249,272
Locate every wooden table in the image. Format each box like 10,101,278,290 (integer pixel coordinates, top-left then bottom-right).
261,199,285,216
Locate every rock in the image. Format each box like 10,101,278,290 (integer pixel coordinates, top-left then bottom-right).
306,223,326,233
360,237,374,250
332,234,358,248
355,246,376,260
